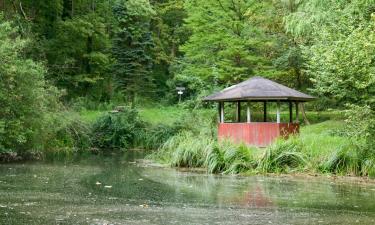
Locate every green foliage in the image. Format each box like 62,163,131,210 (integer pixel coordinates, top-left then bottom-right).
91,108,145,150
46,13,112,98
344,105,375,153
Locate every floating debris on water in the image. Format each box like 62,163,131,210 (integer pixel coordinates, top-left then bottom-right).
139,204,149,208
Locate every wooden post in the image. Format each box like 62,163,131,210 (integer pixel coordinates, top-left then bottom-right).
295,101,299,123
289,101,293,123
220,102,225,123
236,101,241,122
246,102,251,123
263,101,267,122
276,101,280,123
218,102,221,123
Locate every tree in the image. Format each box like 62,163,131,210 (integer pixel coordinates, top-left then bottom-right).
284,0,375,149
284,0,375,106
112,0,155,105
150,0,189,98
0,0,114,100
174,0,281,95
0,19,59,153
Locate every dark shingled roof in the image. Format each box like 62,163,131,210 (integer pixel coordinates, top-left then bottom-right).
204,76,315,102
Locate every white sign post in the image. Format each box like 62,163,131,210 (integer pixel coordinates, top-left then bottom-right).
176,87,185,103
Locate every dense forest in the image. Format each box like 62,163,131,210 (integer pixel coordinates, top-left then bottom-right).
0,0,374,170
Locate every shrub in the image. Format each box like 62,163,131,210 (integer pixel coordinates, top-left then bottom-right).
91,107,145,150
42,111,91,158
344,104,375,154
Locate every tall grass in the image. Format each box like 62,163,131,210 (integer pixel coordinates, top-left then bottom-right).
150,131,257,174
258,138,306,173
149,119,375,177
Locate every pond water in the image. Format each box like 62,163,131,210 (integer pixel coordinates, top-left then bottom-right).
1,151,375,225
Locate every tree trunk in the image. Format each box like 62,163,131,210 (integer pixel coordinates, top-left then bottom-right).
300,103,310,125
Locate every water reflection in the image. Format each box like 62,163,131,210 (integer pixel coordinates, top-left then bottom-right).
0,152,375,224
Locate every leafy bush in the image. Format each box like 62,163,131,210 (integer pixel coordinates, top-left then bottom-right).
344,104,375,154
42,112,91,158
91,107,145,150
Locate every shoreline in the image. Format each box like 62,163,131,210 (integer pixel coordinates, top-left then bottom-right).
137,158,375,185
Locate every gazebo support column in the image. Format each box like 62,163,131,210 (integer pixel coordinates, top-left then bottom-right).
263,101,267,122
295,102,299,123
276,101,280,123
246,102,251,123
219,102,224,123
236,101,241,122
289,101,293,123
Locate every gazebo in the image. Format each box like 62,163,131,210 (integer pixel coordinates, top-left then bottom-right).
204,76,315,147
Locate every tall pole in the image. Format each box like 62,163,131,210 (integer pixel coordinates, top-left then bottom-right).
247,102,251,123
276,101,280,123
263,101,267,122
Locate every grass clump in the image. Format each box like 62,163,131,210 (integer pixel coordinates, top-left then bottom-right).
258,138,306,173
151,130,257,174
207,141,257,174
152,131,213,167
320,145,360,175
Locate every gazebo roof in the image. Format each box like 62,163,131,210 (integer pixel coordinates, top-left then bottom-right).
204,76,315,102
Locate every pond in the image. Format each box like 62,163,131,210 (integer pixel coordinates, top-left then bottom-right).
1,151,375,225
